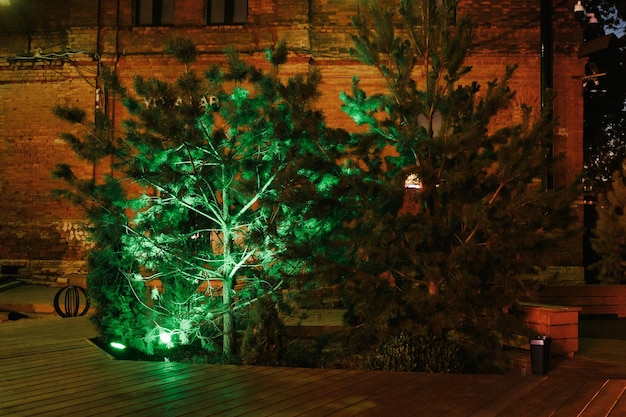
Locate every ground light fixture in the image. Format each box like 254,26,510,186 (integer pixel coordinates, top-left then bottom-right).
159,330,172,345
109,341,127,350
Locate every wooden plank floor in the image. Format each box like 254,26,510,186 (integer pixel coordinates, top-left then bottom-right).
2,317,626,416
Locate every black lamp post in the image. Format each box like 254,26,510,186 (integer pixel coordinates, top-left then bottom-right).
540,0,554,190
541,0,553,110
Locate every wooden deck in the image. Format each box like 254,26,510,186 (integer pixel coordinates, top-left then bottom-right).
2,317,626,416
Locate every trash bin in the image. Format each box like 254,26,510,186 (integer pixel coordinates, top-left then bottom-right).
529,335,552,375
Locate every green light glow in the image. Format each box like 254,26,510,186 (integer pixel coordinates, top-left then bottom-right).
159,331,172,345
110,342,127,350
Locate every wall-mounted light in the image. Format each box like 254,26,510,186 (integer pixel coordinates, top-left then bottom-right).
574,1,586,23
404,173,423,191
573,1,603,39
573,1,598,25
95,88,101,110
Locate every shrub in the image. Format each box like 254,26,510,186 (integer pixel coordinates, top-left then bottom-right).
364,333,466,374
239,297,287,366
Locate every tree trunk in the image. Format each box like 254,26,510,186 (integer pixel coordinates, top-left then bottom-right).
222,280,235,358
221,174,236,359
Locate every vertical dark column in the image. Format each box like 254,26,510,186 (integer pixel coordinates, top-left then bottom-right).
225,0,235,24
153,0,163,25
583,100,600,283
540,0,554,190
540,0,553,102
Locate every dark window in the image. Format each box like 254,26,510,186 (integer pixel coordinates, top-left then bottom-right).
136,0,175,26
206,0,247,25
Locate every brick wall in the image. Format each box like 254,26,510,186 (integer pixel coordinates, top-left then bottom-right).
0,0,98,283
0,0,587,281
0,61,96,279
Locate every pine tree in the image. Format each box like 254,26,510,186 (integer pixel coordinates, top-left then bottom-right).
54,39,338,359
591,169,626,283
52,107,149,347
332,0,575,363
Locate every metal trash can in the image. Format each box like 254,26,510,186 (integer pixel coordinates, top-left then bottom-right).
529,336,552,375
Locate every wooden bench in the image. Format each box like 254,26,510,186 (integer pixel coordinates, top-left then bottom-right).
67,274,88,288
539,285,626,318
519,302,581,358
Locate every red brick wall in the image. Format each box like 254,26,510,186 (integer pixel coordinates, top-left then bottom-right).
0,0,587,280
0,63,95,279
0,0,98,280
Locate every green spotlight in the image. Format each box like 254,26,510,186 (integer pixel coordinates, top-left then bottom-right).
110,341,127,350
159,331,172,345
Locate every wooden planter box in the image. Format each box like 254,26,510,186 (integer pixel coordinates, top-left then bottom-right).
283,309,347,337
520,302,581,358
48,274,87,289
539,285,626,318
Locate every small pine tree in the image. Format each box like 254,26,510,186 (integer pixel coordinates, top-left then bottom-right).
330,0,576,362
54,39,338,359
51,107,150,346
239,295,287,366
591,169,626,283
